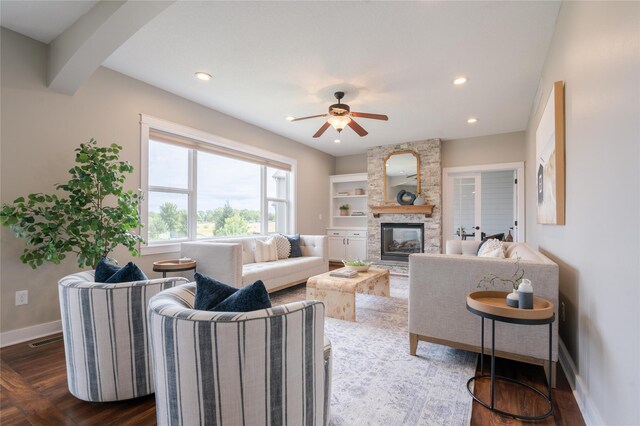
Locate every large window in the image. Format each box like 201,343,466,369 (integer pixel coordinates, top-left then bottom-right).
141,116,295,252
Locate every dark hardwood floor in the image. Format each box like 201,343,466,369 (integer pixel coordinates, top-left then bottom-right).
1,334,584,425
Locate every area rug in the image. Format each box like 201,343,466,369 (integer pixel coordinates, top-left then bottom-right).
270,275,477,426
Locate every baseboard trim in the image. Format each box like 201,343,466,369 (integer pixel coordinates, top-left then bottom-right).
0,320,62,348
558,338,605,426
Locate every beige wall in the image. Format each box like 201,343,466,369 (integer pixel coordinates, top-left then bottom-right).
334,131,526,174
441,131,525,168
523,2,639,424
0,28,335,334
334,153,368,174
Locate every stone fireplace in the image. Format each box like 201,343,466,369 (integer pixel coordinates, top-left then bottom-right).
367,139,442,265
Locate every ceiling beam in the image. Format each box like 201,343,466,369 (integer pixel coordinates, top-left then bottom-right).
47,0,174,95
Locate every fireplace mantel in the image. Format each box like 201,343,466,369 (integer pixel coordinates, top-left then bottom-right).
370,205,434,218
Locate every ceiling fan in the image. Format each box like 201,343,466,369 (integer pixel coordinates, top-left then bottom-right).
289,91,388,138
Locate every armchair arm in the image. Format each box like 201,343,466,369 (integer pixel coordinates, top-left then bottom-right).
181,241,243,287
300,235,328,260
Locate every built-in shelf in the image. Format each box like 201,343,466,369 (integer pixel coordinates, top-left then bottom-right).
371,205,434,218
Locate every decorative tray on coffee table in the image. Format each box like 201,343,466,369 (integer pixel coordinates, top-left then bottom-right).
466,290,554,320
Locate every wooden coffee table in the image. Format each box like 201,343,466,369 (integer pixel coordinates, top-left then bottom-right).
306,268,390,321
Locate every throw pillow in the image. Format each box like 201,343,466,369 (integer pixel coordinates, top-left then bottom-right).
477,239,506,258
255,238,278,262
95,258,122,282
104,261,148,283
476,233,506,255
194,273,238,311
282,233,302,258
213,280,272,312
273,234,291,259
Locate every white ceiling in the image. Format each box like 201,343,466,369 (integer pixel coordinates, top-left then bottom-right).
1,1,560,157
0,0,98,44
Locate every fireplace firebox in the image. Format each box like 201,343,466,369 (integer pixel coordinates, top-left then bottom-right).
381,223,424,262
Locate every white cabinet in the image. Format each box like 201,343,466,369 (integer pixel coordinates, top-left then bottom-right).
327,230,367,261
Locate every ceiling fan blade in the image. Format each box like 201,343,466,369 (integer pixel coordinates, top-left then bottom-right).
292,114,327,122
348,119,368,137
313,121,331,138
351,112,389,121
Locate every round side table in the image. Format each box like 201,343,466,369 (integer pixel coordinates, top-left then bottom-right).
153,259,197,278
466,290,555,420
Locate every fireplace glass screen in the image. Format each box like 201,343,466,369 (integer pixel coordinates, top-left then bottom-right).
381,223,424,262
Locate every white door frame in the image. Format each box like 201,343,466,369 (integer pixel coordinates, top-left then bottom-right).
442,162,525,250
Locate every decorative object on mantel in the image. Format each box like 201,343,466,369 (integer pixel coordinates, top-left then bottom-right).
371,205,434,218
536,80,565,225
339,204,350,216
413,195,425,206
0,139,144,268
396,190,416,205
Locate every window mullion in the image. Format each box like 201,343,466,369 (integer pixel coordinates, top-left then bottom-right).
261,166,267,234
189,149,197,240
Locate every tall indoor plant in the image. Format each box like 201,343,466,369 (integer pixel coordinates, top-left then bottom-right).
0,139,145,268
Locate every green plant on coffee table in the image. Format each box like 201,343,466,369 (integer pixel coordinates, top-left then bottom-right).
477,256,524,291
343,260,372,267
0,139,145,269
339,204,349,211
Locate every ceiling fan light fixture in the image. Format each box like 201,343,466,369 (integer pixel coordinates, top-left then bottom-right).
194,72,212,81
328,115,351,132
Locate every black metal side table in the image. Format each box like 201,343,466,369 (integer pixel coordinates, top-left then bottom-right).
466,290,555,420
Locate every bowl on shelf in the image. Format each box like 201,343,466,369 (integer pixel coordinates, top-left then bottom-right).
342,260,373,272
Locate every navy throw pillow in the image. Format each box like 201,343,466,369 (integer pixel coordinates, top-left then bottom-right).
193,273,239,311
283,233,302,258
213,280,272,312
104,261,148,283
95,258,122,282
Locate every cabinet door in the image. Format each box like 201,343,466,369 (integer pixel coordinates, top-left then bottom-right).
328,236,346,261
345,237,367,260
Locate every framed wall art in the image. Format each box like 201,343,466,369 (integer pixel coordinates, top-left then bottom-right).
536,80,565,225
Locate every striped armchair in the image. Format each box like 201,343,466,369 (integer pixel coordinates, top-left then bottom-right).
58,270,189,402
148,283,332,426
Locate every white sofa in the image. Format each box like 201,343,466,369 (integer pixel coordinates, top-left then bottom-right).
181,235,328,292
409,240,559,384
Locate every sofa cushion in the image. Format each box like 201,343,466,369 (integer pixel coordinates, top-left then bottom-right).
273,234,292,259
194,273,238,311
96,259,148,283
506,243,542,261
445,240,481,256
242,256,325,286
213,280,272,312
255,238,278,262
283,233,303,258
478,239,505,258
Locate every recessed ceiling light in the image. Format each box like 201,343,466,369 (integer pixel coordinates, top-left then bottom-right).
334,138,341,143
286,116,295,121
467,118,478,124
453,77,467,85
194,72,212,81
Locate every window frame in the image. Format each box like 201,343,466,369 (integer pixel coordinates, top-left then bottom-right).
140,114,297,255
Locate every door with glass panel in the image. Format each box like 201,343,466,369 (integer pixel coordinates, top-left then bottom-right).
449,169,518,242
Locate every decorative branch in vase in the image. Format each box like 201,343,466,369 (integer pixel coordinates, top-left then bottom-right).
477,256,525,307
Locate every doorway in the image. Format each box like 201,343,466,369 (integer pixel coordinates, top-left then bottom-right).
443,162,525,246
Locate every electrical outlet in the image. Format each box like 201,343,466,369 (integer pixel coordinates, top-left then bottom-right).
15,290,28,306
560,301,566,322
